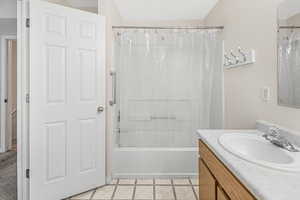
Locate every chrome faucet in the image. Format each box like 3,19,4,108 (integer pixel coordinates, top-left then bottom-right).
263,127,299,152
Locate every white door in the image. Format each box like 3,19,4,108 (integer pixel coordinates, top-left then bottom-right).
29,1,106,200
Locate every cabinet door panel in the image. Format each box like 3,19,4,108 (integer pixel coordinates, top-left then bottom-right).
218,186,229,200
199,159,216,200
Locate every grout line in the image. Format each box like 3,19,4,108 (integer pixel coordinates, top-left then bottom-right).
171,184,196,186
155,184,171,186
90,184,109,200
118,184,153,186
132,179,137,200
89,188,97,200
189,179,199,200
68,187,96,200
171,179,177,200
188,178,192,186
116,184,198,186
153,178,156,200
110,179,119,200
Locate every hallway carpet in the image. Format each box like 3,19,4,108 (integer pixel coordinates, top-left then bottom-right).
0,151,17,200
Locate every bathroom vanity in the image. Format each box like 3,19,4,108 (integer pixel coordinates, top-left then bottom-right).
198,139,256,200
197,123,300,200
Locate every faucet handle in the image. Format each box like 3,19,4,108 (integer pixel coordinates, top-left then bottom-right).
268,126,280,136
263,126,300,152
263,126,280,140
286,144,300,152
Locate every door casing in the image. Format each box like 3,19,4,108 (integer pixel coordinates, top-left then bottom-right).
17,0,30,200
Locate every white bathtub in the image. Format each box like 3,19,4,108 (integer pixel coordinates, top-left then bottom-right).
112,147,198,178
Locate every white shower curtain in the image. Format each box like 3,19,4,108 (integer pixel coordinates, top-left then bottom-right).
278,29,300,107
113,29,224,147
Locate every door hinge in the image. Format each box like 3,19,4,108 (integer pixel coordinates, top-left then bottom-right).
26,18,30,28
26,169,30,179
26,94,30,103
117,110,121,122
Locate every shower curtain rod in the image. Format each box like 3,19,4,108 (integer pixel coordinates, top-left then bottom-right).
279,26,300,29
112,25,224,30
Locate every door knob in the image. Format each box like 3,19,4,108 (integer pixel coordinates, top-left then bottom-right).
97,106,105,113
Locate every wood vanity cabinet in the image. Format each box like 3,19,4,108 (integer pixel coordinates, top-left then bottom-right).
217,186,229,200
199,140,257,200
199,159,216,200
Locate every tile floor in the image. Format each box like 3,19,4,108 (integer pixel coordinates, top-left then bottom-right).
68,178,199,200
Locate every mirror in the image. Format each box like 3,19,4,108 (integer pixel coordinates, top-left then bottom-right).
277,0,300,108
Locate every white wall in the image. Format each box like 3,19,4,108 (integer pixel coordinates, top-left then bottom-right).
44,0,70,6
120,19,202,26
0,19,17,35
0,0,17,19
204,0,300,132
113,0,218,21
44,0,98,13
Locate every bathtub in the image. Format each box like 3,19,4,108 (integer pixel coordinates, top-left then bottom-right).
112,147,198,178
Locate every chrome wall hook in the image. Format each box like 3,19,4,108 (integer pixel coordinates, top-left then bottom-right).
230,50,240,64
238,47,247,62
224,54,233,66
224,47,256,69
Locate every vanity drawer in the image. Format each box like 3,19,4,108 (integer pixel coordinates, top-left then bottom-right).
199,140,256,200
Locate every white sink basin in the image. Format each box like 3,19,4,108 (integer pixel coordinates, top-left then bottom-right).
219,133,300,172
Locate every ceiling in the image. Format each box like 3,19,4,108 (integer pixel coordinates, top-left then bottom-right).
113,0,219,21
66,0,97,8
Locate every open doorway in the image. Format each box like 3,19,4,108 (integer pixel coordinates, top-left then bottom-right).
0,35,17,200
